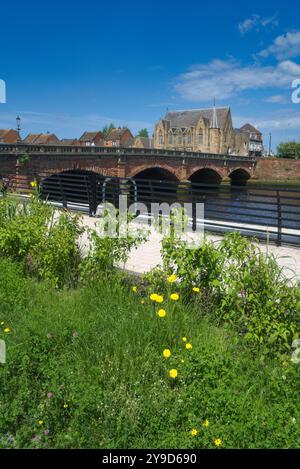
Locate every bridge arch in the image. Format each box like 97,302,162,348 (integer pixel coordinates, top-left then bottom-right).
128,165,179,182
40,169,107,210
188,167,223,185
127,166,179,205
229,168,251,186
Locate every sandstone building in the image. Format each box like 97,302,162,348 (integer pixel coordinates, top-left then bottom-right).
154,107,263,156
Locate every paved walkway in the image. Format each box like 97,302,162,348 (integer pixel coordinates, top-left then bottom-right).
80,215,300,282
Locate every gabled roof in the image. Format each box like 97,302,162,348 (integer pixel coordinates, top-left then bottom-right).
0,129,10,138
79,131,103,142
23,133,59,144
106,128,133,141
23,134,41,144
60,138,78,146
135,136,151,147
240,123,261,134
164,107,230,129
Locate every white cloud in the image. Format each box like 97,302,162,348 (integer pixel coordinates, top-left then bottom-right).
264,94,289,104
174,59,300,102
234,111,300,131
259,31,300,59
238,13,278,35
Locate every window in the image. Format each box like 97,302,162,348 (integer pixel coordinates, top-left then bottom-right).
187,132,192,145
207,130,210,147
168,132,173,145
178,135,182,145
198,129,203,145
158,131,163,145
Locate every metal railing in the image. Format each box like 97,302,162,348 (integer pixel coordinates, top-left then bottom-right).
0,142,257,162
1,170,299,247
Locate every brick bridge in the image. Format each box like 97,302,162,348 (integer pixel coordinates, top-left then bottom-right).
0,143,257,188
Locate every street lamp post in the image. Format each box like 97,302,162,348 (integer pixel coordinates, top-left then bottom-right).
268,133,272,157
16,115,21,143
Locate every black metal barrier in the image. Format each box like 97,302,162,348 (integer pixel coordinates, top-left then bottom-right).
1,170,300,247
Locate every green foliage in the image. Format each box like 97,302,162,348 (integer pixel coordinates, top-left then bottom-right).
80,209,148,283
18,153,31,166
137,128,149,138
277,142,300,159
102,123,116,138
0,196,83,288
0,259,300,449
146,232,300,355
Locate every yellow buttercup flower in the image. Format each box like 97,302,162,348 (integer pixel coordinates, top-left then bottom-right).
0,321,4,325
150,293,164,303
141,299,145,305
167,274,177,284
182,337,187,342
169,369,178,379
131,286,137,293
163,349,171,358
63,403,69,409
4,327,11,333
157,309,166,318
203,419,209,428
214,438,222,447
185,343,193,350
170,293,179,301
191,429,198,437
37,420,44,426
192,287,200,293
30,181,37,188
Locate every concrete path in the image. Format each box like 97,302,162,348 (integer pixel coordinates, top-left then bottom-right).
80,215,300,282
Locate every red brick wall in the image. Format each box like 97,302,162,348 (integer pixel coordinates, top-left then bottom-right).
254,158,300,181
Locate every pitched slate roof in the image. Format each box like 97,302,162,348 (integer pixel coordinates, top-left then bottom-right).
164,107,230,129
60,138,78,146
106,128,133,141
0,130,9,139
79,131,103,142
23,133,59,144
240,123,261,134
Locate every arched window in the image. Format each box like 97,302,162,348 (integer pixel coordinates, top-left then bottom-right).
198,129,203,145
168,132,173,145
187,131,192,145
158,130,163,145
177,134,182,145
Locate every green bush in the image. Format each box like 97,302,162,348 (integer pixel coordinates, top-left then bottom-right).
145,232,300,355
0,196,83,288
80,208,148,283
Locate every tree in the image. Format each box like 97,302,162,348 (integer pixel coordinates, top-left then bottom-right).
277,142,300,159
137,128,149,138
102,123,116,138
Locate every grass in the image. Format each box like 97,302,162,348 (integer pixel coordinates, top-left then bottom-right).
1,258,300,449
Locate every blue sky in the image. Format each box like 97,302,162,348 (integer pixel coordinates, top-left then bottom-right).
0,0,300,150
